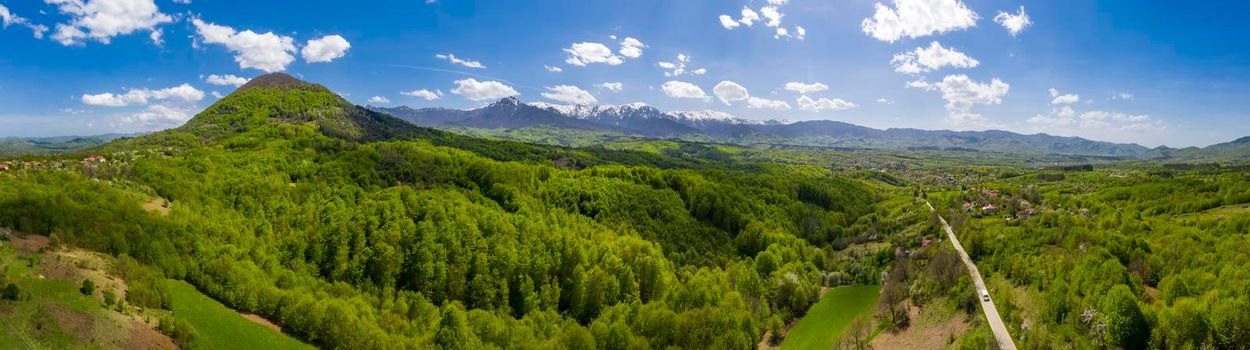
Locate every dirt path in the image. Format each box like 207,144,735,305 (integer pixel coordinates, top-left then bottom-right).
925,201,1017,350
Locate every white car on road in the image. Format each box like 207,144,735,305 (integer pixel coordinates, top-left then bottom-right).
980,289,991,302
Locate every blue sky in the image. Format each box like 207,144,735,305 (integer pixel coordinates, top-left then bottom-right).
1,0,1248,147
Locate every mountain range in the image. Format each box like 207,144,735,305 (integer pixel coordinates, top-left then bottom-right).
371,98,1176,158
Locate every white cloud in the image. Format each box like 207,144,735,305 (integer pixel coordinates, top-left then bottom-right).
891,41,979,75
797,95,857,112
211,91,222,98
760,6,785,28
794,26,806,40
401,89,443,101
47,0,172,45
767,0,789,5
545,65,563,73
909,74,1009,128
877,98,896,104
117,104,193,127
657,53,706,77
204,74,249,87
661,81,708,100
82,83,204,107
451,78,518,101
192,18,296,73
713,81,750,105
774,27,790,39
542,85,598,105
435,53,485,69
0,5,50,39
597,82,623,92
719,15,740,29
368,96,390,104
747,97,791,110
1049,88,1080,105
302,35,351,63
1028,108,1165,143
862,0,979,42
619,37,645,58
740,7,761,26
1112,92,1134,101
783,82,828,94
564,42,623,66
993,6,1032,36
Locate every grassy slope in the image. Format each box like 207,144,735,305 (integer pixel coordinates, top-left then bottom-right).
781,285,881,350
165,280,312,350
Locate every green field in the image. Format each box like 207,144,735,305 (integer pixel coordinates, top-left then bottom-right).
781,285,881,350
165,280,312,350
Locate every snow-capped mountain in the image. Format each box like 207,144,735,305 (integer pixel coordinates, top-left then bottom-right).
368,98,1154,157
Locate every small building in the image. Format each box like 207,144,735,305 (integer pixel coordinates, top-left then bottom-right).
982,204,998,213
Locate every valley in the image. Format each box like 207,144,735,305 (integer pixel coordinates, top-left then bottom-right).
0,74,1246,350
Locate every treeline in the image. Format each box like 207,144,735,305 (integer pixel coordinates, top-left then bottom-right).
0,112,891,349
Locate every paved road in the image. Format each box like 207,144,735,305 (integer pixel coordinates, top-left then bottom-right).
926,201,1017,350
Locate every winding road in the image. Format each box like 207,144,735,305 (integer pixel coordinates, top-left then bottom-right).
926,201,1017,350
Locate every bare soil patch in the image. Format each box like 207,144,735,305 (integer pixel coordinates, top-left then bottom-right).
243,313,283,333
9,234,49,254
869,303,969,350
143,197,171,216
125,319,178,350
45,303,94,343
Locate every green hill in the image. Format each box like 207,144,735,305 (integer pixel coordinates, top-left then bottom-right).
0,73,899,349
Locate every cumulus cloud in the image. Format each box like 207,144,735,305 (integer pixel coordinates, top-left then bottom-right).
760,6,783,27
619,37,645,58
1049,88,1080,105
597,82,623,92
661,81,708,100
722,5,800,41
82,83,205,107
192,18,296,73
302,35,351,63
862,0,979,42
368,96,390,104
747,97,791,110
658,54,707,77
993,6,1032,36
47,0,172,45
0,4,50,38
402,89,443,100
891,41,979,75
908,74,1009,128
564,42,623,66
204,74,249,87
783,82,829,94
435,53,485,69
721,7,761,29
451,78,518,101
117,104,194,128
545,65,563,73
713,81,750,105
542,85,598,105
797,95,857,112
1028,107,1164,143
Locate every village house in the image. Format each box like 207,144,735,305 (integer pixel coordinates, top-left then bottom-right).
982,204,998,213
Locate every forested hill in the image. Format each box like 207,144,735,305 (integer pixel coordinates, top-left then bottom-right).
0,73,908,349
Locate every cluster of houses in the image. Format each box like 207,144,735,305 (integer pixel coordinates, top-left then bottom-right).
960,187,1039,219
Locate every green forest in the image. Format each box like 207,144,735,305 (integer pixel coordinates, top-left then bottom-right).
0,75,912,349
934,169,1250,349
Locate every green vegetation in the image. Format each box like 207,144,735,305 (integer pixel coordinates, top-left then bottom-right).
935,169,1250,349
780,285,880,350
0,74,908,349
166,279,311,350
